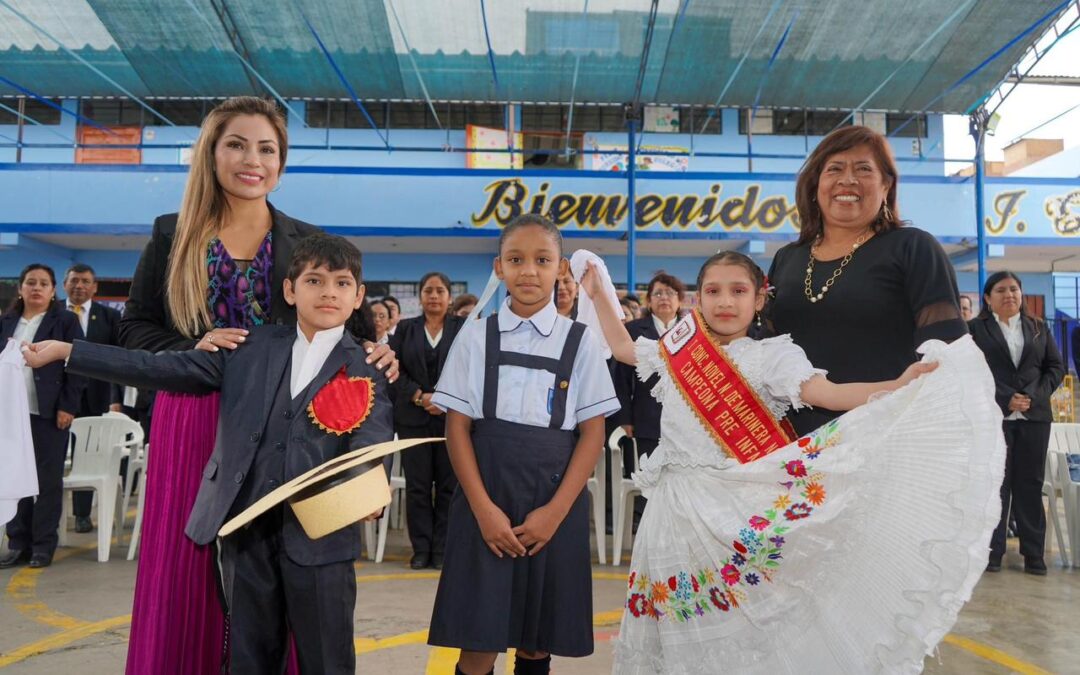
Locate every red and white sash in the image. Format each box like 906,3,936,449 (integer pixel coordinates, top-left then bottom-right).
659,310,794,464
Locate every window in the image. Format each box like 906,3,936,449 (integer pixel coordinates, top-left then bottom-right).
886,113,928,138
460,104,505,129
148,100,217,126
521,104,565,132
388,102,441,129
738,108,773,135
0,97,62,125
1055,274,1080,319
306,101,386,129
738,108,855,136
674,106,722,135
80,99,144,126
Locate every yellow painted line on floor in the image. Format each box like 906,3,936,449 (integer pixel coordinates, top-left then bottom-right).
424,646,460,674
4,544,98,630
592,571,629,581
0,614,130,668
943,634,1055,675
6,568,84,631
356,571,442,583
355,628,430,654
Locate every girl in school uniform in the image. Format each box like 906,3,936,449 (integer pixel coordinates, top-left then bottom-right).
429,214,620,675
579,252,1006,674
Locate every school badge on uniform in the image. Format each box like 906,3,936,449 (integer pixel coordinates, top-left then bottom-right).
307,368,375,436
662,312,696,355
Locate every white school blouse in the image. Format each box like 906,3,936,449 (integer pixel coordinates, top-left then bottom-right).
432,298,620,430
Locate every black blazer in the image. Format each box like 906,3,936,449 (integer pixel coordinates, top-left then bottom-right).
119,203,321,352
613,315,664,440
969,314,1065,423
67,326,394,565
72,301,123,414
389,314,465,428
1,305,86,419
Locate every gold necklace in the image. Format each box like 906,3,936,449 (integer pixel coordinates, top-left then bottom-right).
803,231,870,304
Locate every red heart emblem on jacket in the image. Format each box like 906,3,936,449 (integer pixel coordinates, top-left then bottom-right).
307,368,375,436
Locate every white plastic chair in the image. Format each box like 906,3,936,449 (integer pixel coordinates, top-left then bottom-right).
1043,452,1071,568
102,411,146,537
364,452,406,563
1047,424,1080,566
611,427,641,566
127,442,150,561
59,417,130,562
586,431,608,565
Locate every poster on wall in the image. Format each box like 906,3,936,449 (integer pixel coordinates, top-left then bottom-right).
643,106,680,133
587,139,689,172
466,125,524,169
75,126,142,164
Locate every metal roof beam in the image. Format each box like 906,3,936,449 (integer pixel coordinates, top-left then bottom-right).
1005,74,1080,86
208,0,262,95
979,0,1080,119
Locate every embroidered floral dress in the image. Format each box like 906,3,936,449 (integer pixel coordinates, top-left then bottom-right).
613,332,1005,674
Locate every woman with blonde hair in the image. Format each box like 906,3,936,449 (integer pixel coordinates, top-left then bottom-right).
119,97,395,673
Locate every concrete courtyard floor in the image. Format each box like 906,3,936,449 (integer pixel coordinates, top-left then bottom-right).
1,526,1077,674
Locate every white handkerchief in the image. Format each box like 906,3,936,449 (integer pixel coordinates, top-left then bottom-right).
569,250,621,360
0,340,38,525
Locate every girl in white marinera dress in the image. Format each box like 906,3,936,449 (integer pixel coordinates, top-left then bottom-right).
579,251,1005,675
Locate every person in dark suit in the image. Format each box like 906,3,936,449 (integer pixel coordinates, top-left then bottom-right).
62,263,124,533
390,272,465,569
24,234,393,674
969,271,1064,576
0,264,85,569
613,273,686,527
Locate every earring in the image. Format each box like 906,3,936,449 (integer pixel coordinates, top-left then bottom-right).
755,312,762,328
881,202,894,222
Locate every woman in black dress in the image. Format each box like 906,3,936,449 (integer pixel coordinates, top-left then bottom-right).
969,272,1064,575
768,125,967,435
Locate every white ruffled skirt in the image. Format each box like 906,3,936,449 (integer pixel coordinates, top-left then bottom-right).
612,336,1006,674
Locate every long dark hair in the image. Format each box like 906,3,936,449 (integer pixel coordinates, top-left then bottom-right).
979,271,1043,338
795,125,904,245
5,263,61,317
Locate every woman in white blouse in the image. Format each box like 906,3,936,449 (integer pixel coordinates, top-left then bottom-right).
0,264,84,569
389,273,466,569
969,271,1065,576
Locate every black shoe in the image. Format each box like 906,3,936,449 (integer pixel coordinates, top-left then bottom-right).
1024,557,1047,576
28,553,52,569
0,549,31,569
75,517,94,533
431,553,444,570
410,552,431,570
985,557,1002,572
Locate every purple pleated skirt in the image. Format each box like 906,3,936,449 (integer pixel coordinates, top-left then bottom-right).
125,391,225,674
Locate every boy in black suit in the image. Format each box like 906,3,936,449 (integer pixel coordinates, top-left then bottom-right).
25,234,392,674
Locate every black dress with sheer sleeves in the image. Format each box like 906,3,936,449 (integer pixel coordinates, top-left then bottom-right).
767,226,968,435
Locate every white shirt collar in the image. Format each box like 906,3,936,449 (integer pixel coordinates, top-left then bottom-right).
67,299,91,312
498,297,558,337
652,313,677,334
993,312,1022,331
296,324,345,348
290,324,345,398
18,310,47,325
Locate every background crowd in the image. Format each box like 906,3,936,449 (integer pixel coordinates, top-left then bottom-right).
0,100,1068,674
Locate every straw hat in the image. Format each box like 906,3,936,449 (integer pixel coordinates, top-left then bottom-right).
219,437,440,540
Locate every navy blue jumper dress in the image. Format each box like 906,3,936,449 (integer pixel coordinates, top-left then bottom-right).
428,314,594,657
